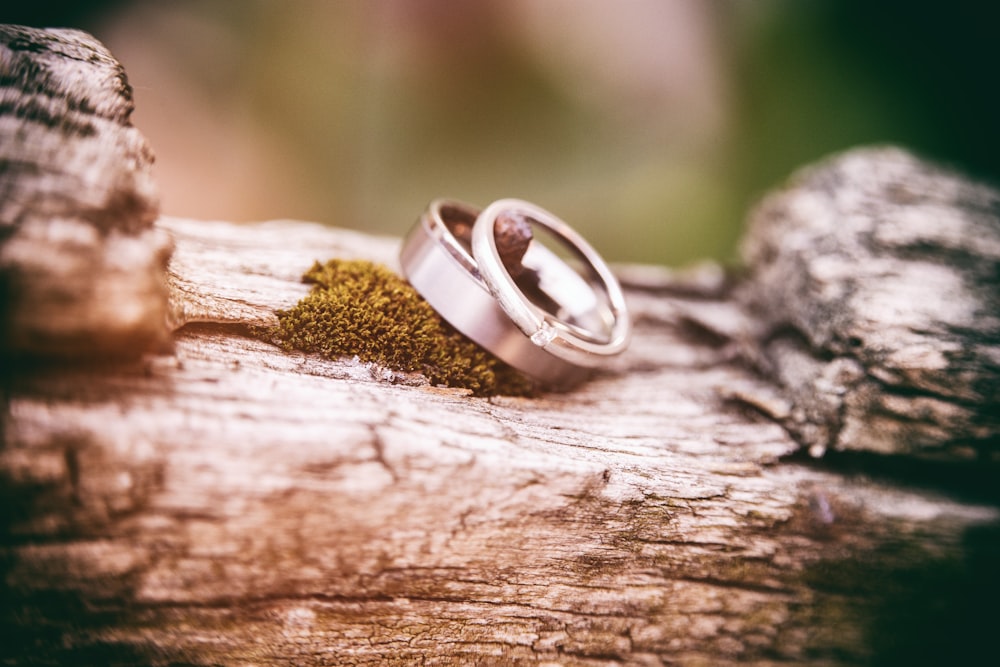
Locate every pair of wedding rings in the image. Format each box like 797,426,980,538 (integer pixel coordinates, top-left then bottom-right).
399,199,631,387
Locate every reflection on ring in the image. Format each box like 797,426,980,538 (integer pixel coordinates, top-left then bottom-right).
399,198,630,387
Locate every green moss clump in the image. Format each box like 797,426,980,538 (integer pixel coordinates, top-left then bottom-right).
267,259,534,396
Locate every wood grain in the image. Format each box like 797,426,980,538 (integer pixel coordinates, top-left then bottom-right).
0,24,170,358
2,25,1000,667
735,147,1000,461
3,214,998,665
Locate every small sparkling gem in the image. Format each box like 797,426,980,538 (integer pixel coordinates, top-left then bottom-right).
530,324,556,347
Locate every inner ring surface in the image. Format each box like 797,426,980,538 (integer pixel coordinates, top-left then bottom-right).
470,198,631,363
431,202,612,339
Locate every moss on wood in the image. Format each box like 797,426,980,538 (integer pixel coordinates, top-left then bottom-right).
267,259,534,396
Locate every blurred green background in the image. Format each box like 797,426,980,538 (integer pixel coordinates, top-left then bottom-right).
4,0,998,266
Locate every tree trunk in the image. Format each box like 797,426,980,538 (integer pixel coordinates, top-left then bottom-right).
2,25,999,667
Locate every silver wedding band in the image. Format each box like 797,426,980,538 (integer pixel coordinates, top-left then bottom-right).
399,198,630,386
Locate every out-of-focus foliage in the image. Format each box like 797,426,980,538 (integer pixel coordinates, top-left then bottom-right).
3,0,996,265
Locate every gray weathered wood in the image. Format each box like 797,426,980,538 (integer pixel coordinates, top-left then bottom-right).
734,147,1000,461
0,24,171,358
2,25,1000,667
5,214,998,666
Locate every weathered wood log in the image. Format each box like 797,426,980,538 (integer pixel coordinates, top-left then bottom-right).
0,25,171,358
3,26,1000,667
5,213,1000,666
733,147,1000,461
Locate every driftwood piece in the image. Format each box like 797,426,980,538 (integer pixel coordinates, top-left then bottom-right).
3,26,1000,667
0,25,170,358
734,148,1000,461
4,214,999,666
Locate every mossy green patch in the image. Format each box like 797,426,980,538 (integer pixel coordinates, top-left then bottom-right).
267,259,534,396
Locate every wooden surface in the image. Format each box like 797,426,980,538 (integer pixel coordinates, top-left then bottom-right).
735,148,1000,461
3,212,999,665
0,24,170,358
3,25,1000,667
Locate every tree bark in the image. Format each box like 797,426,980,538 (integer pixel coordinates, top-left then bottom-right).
2,25,1000,667
734,148,1000,461
0,24,170,359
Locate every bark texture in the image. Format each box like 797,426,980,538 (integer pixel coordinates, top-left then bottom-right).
734,147,1000,461
2,25,1000,667
6,215,999,666
0,24,171,358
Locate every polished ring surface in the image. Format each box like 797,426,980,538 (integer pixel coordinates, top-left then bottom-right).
399,199,589,386
471,198,631,368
